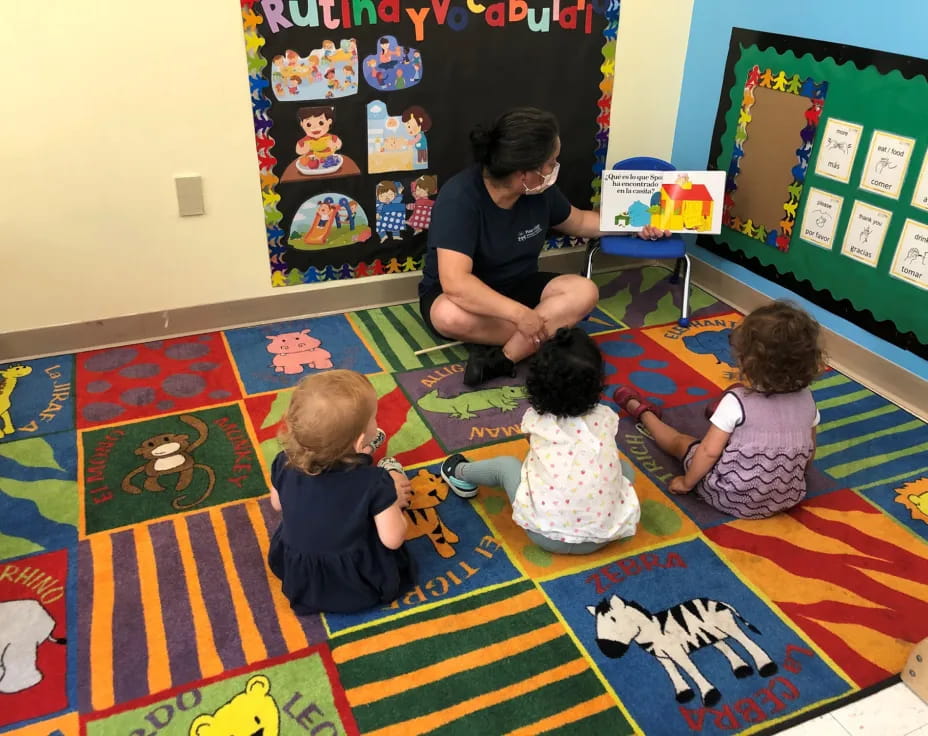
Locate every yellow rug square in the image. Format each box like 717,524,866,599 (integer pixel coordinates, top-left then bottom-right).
463,441,700,579
641,312,744,389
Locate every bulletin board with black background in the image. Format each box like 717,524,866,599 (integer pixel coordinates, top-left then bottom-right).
240,0,618,287
703,29,928,357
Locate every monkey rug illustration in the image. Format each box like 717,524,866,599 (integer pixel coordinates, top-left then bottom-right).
121,414,216,510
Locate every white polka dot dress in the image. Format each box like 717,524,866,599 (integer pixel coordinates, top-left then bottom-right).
511,405,640,544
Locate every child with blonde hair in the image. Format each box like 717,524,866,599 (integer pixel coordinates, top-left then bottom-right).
268,370,414,614
614,300,824,519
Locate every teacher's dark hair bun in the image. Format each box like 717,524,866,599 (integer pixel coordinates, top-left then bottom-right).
470,107,559,179
526,327,604,418
469,124,495,166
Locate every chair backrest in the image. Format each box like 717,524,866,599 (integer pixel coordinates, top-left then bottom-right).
613,156,676,172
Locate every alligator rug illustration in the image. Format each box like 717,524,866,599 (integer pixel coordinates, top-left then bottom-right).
418,385,527,420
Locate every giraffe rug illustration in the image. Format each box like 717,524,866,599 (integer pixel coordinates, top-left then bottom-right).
0,358,74,443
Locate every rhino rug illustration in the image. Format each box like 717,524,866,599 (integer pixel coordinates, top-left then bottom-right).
0,599,67,694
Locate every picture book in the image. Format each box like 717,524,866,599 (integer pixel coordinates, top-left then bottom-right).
599,170,726,234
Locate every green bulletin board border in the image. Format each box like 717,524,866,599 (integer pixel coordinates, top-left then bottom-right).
702,28,928,358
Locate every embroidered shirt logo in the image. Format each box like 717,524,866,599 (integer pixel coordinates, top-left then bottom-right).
516,224,543,242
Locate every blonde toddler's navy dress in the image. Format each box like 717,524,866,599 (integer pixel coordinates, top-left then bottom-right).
268,452,415,614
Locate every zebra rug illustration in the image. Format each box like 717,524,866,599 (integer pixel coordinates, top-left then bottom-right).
587,594,777,706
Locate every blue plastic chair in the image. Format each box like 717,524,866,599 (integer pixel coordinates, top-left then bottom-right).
586,156,692,327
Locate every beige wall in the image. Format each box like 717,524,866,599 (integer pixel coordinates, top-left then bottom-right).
607,0,694,165
4,0,273,333
2,0,693,334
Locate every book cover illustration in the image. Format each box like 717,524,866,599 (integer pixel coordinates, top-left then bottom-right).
600,170,726,234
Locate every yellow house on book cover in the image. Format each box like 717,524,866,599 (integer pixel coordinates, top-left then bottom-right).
654,174,714,231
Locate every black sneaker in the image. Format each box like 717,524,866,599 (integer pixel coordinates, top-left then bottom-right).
440,453,478,498
463,345,516,387
461,344,488,385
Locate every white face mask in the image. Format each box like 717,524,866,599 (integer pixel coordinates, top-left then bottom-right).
523,161,560,195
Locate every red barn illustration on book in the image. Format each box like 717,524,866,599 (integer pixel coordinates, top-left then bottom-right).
655,174,715,231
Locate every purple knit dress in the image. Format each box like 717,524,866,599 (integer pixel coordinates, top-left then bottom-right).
689,386,817,519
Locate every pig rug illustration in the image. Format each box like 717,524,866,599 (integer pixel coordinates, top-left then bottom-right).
265,329,333,375
0,599,67,694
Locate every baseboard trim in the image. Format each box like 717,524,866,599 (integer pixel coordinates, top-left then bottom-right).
0,248,603,362
690,257,928,422
6,249,923,422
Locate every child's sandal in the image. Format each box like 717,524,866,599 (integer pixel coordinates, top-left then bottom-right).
368,428,387,452
612,385,662,421
377,456,404,474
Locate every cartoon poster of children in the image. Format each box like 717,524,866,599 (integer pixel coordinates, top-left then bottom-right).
281,107,361,183
404,107,430,167
270,39,359,101
288,194,371,250
406,174,439,234
367,101,432,174
375,181,407,242
362,35,423,91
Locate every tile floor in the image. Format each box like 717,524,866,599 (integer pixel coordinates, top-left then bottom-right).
782,683,928,735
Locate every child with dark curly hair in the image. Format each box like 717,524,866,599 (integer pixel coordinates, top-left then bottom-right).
614,300,824,519
441,327,640,554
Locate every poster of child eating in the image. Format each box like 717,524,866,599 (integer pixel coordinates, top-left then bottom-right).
281,106,361,183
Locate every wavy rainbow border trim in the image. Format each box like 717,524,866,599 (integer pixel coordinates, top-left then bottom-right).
241,2,290,285
545,0,620,253
722,65,827,252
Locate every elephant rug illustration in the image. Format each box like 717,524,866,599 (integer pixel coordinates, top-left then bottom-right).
0,599,66,694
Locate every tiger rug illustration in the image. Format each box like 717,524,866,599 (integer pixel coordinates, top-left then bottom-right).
588,594,777,706
404,469,459,558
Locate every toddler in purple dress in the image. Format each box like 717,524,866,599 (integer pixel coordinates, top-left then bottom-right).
614,301,823,519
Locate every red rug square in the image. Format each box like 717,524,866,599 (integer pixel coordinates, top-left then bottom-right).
76,335,241,429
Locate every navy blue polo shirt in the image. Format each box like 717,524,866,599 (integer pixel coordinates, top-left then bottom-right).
419,165,572,296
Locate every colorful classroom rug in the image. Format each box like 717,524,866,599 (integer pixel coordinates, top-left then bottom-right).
1,265,927,735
